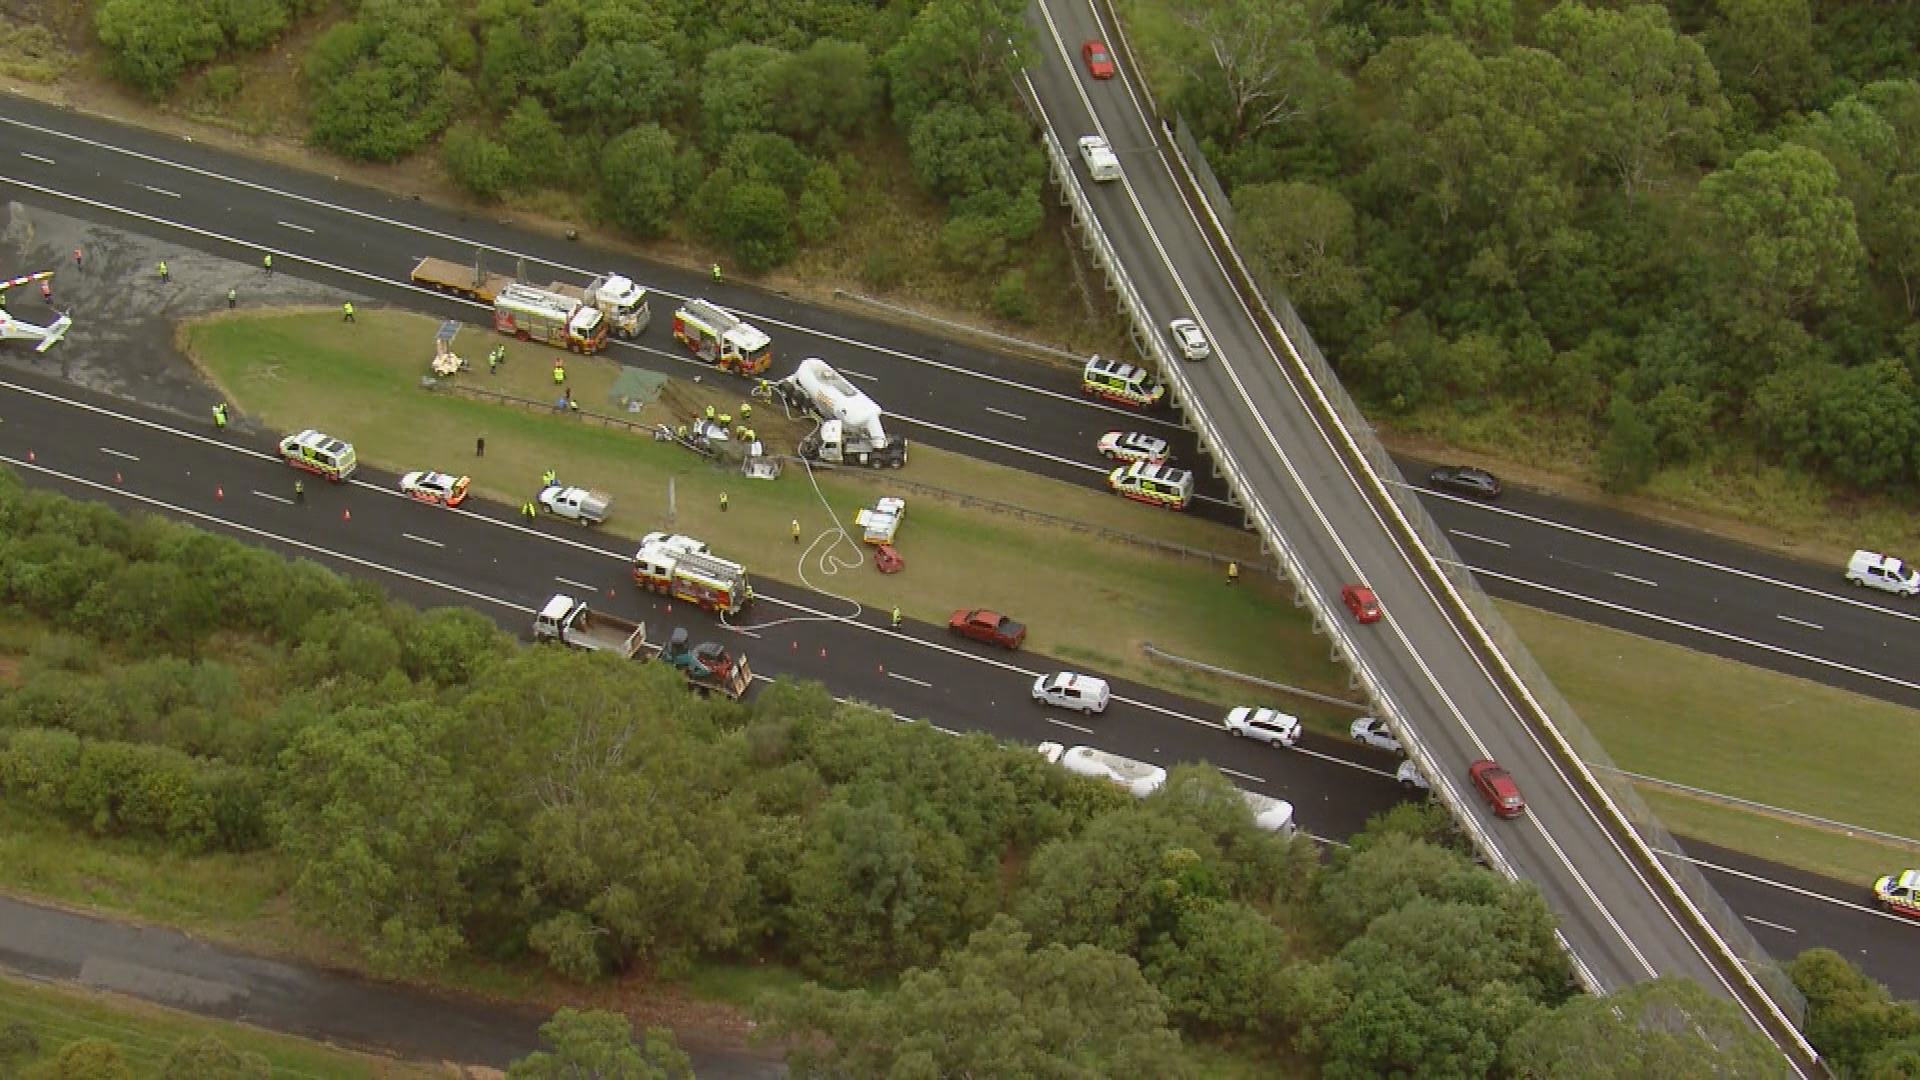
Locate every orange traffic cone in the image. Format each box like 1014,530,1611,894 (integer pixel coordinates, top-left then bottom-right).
215,486,224,500
342,507,351,522
26,450,33,463
114,472,122,485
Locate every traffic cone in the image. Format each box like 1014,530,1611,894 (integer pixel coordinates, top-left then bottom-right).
25,450,33,463
215,486,224,500
342,507,351,522
113,472,122,485
819,647,826,658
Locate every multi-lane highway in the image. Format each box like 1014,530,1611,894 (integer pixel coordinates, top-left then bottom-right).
2,369,1916,1005
5,100,1920,728
1024,0,1817,1064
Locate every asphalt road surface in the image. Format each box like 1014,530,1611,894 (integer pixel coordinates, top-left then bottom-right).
5,101,1920,727
1,371,1915,1007
0,893,783,1077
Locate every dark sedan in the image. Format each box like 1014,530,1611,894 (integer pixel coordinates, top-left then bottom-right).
1427,465,1503,500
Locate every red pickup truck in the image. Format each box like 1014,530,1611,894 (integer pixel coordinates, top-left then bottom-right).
948,608,1026,650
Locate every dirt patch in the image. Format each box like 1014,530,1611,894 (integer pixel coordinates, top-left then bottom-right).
0,653,20,688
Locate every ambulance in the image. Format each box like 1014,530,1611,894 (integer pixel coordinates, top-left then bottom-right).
1873,869,1920,919
1082,355,1165,409
1108,461,1194,510
278,429,358,482
632,537,753,616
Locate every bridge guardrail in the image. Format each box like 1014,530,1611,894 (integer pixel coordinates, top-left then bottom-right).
1159,112,1810,1035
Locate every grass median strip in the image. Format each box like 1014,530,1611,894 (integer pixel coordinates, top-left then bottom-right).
180,310,1351,714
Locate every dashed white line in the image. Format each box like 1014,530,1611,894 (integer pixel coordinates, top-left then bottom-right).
983,406,1028,422
1613,571,1658,588
19,152,54,165
99,447,140,461
554,576,599,593
1047,717,1095,734
143,185,181,199
1449,529,1509,549
840,368,877,382
1776,614,1824,632
250,490,292,505
402,533,444,548
1744,916,1796,934
277,221,315,234
1218,766,1264,783
886,672,932,688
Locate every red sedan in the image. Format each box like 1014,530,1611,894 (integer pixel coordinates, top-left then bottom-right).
1341,583,1381,624
1469,759,1526,818
1082,41,1116,80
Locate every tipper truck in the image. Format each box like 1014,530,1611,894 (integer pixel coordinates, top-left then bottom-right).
673,299,772,375
547,275,650,339
776,357,908,468
533,595,646,657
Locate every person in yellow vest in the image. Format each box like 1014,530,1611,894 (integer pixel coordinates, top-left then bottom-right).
791,518,801,544
227,287,237,309
262,253,273,275
705,404,716,421
1227,561,1239,585
553,363,566,385
342,302,355,322
542,469,557,487
711,263,723,283
740,402,752,422
521,500,538,520
157,260,169,281
891,606,902,628
212,402,228,430
719,492,729,513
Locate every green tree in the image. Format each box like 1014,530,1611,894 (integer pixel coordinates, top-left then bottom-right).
303,6,455,163
442,125,511,202
1504,977,1793,1078
212,0,293,51
1705,0,1825,122
598,124,681,239
158,1035,271,1079
759,915,1197,1079
907,101,1037,199
699,44,788,147
1596,388,1659,492
553,42,677,135
794,162,847,243
1789,948,1920,1075
507,1009,692,1080
28,1037,132,1080
1864,174,1920,315
1234,181,1365,312
714,180,794,273
1142,899,1292,1036
773,39,881,140
273,701,484,972
1536,4,1728,197
499,98,573,193
1315,832,1504,941
1865,1035,1920,1079
94,0,225,99
1163,0,1350,145
1692,144,1863,336
880,0,1029,123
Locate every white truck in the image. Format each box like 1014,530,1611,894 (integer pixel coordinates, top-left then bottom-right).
1078,135,1121,182
549,275,650,339
537,484,612,524
533,595,646,657
776,357,908,468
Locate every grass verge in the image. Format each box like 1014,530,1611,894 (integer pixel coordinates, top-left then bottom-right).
1501,602,1920,879
180,310,1353,715
1635,787,1915,888
0,971,436,1077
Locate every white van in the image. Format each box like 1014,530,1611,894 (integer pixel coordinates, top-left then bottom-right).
1846,550,1920,596
1032,673,1110,714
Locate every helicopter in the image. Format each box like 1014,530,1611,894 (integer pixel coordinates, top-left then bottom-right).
0,271,73,354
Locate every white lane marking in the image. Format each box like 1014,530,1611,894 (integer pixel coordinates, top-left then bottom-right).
554,576,599,593
1218,766,1264,783
886,672,932,688
251,490,292,505
1660,847,1917,926
1777,614,1824,632
277,221,315,234
1744,916,1796,934
19,152,54,165
841,369,877,382
1046,717,1095,734
984,406,1028,422
99,447,139,461
0,171,1238,514
143,185,180,199
1037,8,1669,999
402,533,444,548
1449,530,1509,549
1417,484,1920,630
0,114,1194,433
1469,564,1920,696
1613,571,1658,588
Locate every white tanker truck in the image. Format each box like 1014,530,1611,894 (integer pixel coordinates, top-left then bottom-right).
775,357,908,468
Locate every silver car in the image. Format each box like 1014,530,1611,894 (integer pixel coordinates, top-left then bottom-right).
1168,318,1210,361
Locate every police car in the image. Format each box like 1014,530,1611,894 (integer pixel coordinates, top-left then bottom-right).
1873,869,1920,919
399,470,471,507
1108,461,1194,510
1097,431,1171,465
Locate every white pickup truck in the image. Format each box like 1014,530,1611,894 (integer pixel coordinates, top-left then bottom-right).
1078,135,1120,182
537,484,611,524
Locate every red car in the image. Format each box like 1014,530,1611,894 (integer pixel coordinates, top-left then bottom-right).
948,608,1027,650
1342,583,1381,623
1082,41,1116,80
1469,759,1526,818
